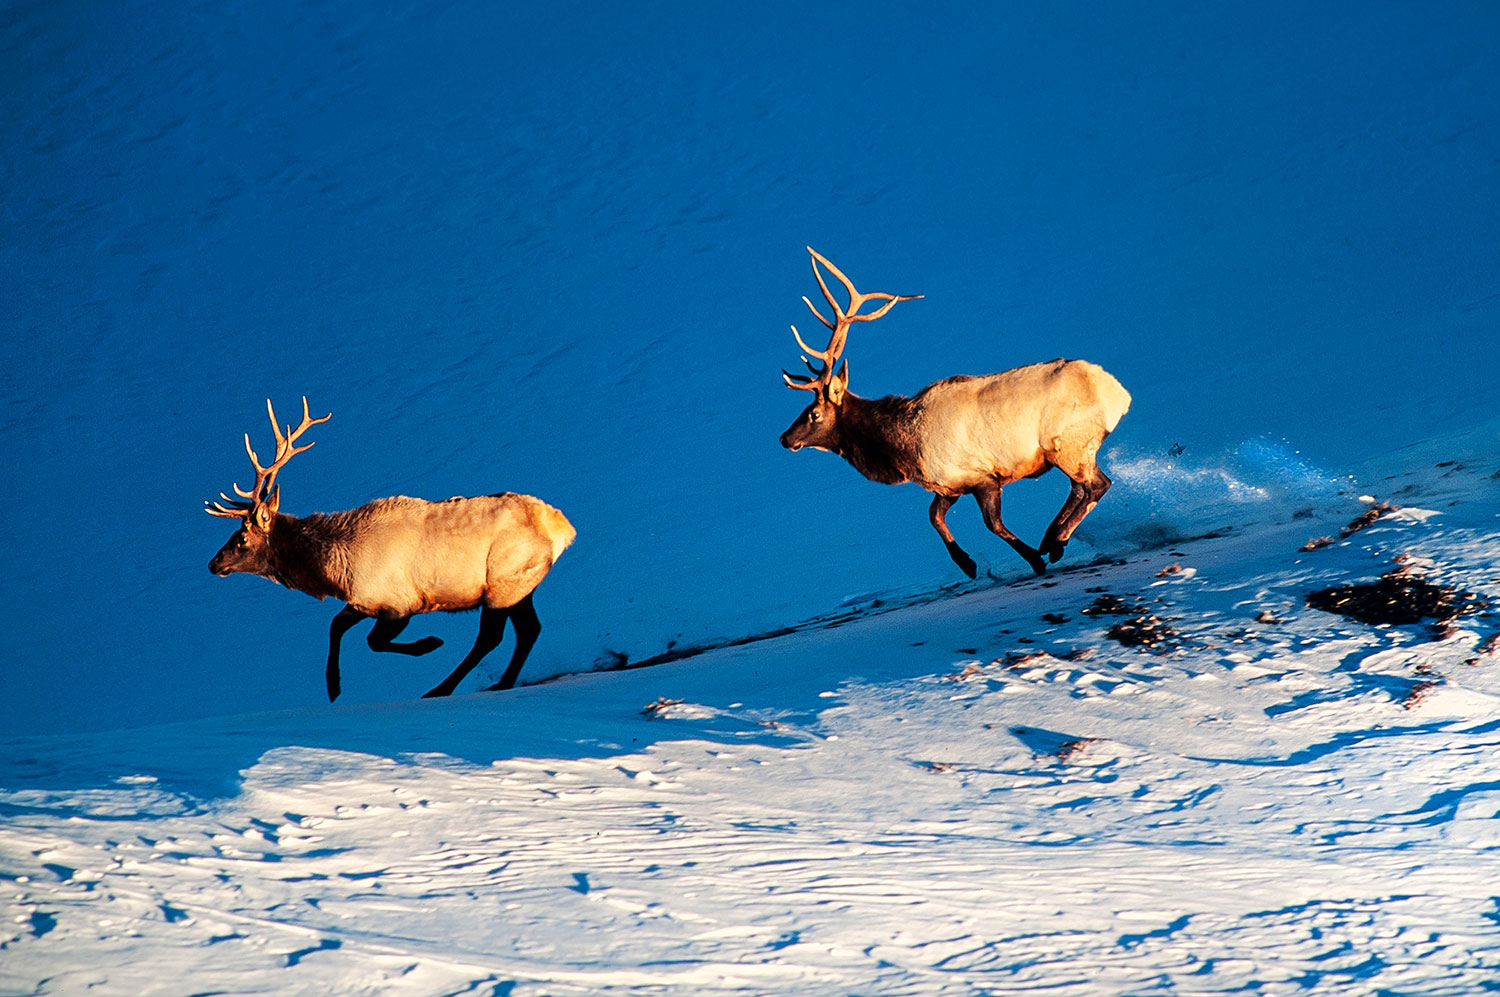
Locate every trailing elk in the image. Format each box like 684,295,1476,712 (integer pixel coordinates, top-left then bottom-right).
207,398,576,701
779,247,1130,578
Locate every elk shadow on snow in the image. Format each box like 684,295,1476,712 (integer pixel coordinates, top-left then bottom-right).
0,692,808,818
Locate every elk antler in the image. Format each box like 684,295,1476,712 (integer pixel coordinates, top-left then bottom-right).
782,247,921,394
205,397,332,519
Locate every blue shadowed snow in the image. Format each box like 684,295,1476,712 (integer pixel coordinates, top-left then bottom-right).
2,1,1498,735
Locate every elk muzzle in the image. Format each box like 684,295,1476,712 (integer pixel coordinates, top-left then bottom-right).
209,533,257,576
209,549,235,576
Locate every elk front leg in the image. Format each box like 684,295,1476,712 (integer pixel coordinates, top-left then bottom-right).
327,605,369,702
1043,469,1111,561
1039,479,1088,563
929,493,977,579
973,482,1047,575
367,616,443,656
422,605,508,698
485,593,540,691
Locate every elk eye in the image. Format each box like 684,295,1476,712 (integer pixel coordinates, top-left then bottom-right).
809,410,821,424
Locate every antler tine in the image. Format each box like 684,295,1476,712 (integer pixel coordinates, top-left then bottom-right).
266,396,331,463
210,397,331,514
206,498,250,519
806,247,922,365
783,249,921,394
236,430,276,502
807,247,854,321
257,396,332,489
843,291,924,324
790,324,832,363
801,295,836,331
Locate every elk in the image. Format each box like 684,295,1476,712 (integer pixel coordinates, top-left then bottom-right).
779,247,1131,578
206,398,576,701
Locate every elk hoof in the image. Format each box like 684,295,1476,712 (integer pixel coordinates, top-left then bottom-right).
412,636,443,656
327,686,341,703
954,553,978,579
421,685,451,699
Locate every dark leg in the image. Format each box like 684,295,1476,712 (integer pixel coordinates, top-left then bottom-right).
422,606,508,698
973,482,1047,575
327,605,369,702
929,493,977,579
486,594,541,691
1039,480,1088,563
367,617,443,656
1048,469,1111,556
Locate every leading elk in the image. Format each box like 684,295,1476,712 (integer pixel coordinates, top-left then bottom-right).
206,399,576,700
779,248,1131,578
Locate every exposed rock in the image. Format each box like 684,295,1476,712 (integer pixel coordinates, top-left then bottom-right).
1306,568,1484,626
1081,593,1146,617
1107,615,1178,648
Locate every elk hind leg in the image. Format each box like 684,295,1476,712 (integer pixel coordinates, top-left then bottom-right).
484,593,541,691
422,606,508,699
367,616,443,656
326,604,369,703
929,493,977,579
974,482,1047,575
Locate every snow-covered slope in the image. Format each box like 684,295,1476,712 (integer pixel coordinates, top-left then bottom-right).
3,449,1496,995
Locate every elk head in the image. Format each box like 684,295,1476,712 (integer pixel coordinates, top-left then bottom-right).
779,247,920,452
206,397,331,577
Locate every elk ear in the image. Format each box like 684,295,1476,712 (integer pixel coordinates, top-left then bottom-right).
826,361,849,405
252,490,278,530
265,485,281,516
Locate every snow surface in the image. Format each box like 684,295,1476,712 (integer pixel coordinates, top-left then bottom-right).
2,445,1499,995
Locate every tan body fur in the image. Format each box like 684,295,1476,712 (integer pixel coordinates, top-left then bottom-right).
287,494,576,616
912,360,1131,495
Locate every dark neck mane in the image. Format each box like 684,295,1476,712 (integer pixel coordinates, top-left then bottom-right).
266,512,359,601
834,393,924,485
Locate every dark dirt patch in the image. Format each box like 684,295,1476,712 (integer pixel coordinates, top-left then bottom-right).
1057,737,1105,762
641,697,683,717
1340,501,1398,538
946,663,987,682
1306,568,1485,626
1081,593,1146,617
1300,500,1400,552
1106,615,1179,649
1402,680,1442,710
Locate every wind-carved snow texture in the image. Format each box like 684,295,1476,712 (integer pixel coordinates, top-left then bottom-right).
2,454,1498,995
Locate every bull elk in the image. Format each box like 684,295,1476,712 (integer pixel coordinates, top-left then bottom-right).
206,398,576,701
779,247,1131,578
